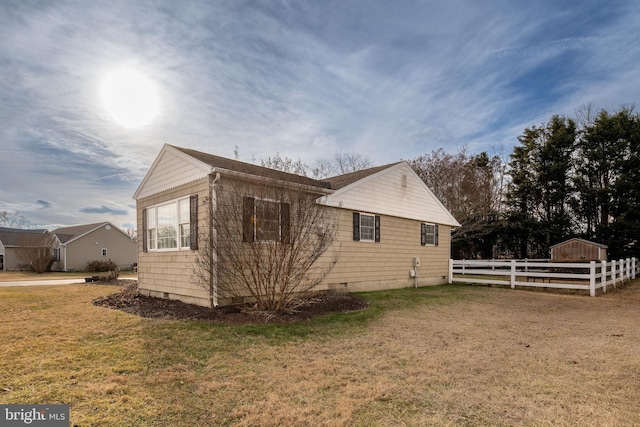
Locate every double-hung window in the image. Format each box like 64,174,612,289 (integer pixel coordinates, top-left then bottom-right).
144,195,198,251
243,196,290,243
421,223,439,246
352,212,380,242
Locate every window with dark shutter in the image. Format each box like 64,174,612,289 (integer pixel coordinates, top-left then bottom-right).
353,212,360,241
421,223,436,246
280,202,290,244
354,212,380,242
190,194,198,250
142,207,147,252
435,224,439,246
242,197,255,243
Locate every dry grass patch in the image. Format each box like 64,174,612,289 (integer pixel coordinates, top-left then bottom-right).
1,282,640,426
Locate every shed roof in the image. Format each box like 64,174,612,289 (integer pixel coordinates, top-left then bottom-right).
550,238,608,249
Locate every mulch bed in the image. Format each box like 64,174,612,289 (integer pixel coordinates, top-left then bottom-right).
92,280,369,325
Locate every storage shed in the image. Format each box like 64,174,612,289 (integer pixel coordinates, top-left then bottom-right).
550,238,608,262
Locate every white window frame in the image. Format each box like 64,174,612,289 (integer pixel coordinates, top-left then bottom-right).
146,196,192,252
101,248,108,257
422,223,436,246
359,213,376,242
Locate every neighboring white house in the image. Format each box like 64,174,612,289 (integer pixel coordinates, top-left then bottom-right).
133,144,460,307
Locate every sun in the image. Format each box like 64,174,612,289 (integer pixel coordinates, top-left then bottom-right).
100,66,160,128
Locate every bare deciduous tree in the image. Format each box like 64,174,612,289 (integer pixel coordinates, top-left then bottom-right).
194,180,338,312
259,151,373,180
408,147,506,258
0,211,25,228
333,151,373,175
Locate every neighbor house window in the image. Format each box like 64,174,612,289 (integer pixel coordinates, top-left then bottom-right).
421,223,439,246
352,212,380,242
145,195,198,251
243,197,290,243
102,248,108,257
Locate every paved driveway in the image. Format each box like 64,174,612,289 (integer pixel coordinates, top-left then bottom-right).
0,278,90,287
0,277,137,288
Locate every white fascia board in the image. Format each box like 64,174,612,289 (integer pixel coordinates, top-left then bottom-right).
133,144,214,200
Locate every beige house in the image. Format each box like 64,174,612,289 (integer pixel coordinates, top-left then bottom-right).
133,144,460,307
51,222,137,271
0,227,49,271
550,238,608,262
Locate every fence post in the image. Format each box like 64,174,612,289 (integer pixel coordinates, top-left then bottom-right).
627,258,631,280
589,261,596,297
612,260,617,289
601,260,607,293
511,260,516,289
633,257,637,280
448,259,453,284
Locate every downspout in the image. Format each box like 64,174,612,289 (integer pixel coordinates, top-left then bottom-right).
209,172,221,307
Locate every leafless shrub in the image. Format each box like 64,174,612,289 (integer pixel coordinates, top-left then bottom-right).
15,232,55,273
195,180,338,312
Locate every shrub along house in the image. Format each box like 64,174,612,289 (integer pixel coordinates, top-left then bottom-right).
133,144,460,307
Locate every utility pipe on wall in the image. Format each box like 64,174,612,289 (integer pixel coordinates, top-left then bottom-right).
209,172,221,307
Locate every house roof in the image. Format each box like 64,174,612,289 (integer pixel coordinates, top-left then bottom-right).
51,222,131,245
170,145,332,190
550,238,608,249
0,227,49,246
325,162,403,190
135,145,460,226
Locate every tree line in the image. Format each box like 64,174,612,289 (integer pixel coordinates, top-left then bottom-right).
408,106,640,260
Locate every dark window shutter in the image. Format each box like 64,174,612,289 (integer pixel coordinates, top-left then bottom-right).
190,194,198,250
142,208,147,252
352,212,360,241
243,197,255,243
420,223,427,246
280,202,290,244
435,224,439,246
375,215,381,242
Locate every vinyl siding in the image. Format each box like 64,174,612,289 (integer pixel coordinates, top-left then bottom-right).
320,208,451,292
137,178,211,306
61,225,137,271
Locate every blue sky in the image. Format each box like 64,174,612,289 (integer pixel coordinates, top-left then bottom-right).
1,0,639,231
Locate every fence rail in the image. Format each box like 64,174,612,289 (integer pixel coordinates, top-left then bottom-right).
448,257,638,296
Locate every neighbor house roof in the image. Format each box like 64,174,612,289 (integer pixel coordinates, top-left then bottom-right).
51,222,131,245
0,227,49,246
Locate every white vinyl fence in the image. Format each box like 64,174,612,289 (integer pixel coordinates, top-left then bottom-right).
449,258,638,296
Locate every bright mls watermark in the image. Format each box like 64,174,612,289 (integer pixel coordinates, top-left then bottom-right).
1,405,69,426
